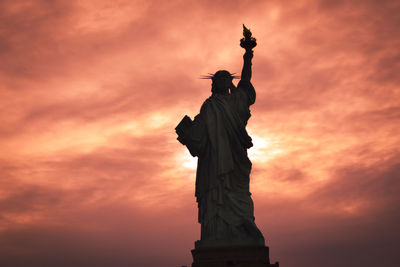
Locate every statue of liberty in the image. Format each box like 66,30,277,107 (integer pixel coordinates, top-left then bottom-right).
176,25,265,250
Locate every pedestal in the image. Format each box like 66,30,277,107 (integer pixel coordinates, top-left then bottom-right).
191,246,279,267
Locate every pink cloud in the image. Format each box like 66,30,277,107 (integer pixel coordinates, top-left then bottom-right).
0,0,399,266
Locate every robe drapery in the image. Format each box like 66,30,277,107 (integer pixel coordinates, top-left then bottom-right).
177,80,265,248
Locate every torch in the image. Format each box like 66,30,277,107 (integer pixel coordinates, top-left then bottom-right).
240,24,257,51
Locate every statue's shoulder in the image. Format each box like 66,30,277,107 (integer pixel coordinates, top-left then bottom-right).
200,97,213,112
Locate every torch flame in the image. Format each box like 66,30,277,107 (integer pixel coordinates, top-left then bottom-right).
243,24,252,39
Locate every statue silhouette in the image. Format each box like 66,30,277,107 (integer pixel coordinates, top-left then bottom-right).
176,25,265,249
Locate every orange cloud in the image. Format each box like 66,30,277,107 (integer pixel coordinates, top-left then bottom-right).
0,0,399,266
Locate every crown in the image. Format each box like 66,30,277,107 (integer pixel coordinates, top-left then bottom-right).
200,70,240,80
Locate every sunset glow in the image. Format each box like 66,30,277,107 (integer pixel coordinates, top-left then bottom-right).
0,0,399,266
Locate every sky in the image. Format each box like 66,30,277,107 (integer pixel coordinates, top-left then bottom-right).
0,0,399,266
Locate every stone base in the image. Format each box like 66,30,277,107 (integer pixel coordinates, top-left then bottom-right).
191,246,279,267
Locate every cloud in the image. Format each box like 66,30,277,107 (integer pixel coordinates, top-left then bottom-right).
253,155,400,267
0,0,399,266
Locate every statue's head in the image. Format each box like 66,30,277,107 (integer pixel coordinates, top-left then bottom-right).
210,70,238,96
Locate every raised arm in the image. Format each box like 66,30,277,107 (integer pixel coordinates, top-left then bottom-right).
241,50,253,82
234,25,256,105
